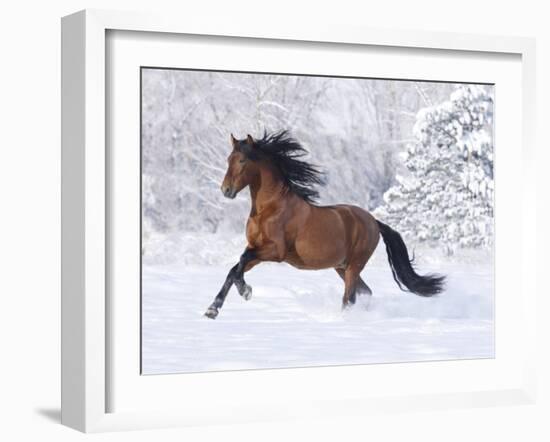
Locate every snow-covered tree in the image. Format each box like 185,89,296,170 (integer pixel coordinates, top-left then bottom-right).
375,85,494,254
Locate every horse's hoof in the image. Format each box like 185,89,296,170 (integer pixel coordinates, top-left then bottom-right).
240,284,252,301
341,302,353,311
204,307,219,319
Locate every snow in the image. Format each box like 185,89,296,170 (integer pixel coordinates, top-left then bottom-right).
141,236,494,374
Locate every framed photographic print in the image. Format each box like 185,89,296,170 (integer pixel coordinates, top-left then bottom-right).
61,9,537,432
140,68,493,374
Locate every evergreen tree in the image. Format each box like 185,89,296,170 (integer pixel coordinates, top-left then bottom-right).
375,85,494,254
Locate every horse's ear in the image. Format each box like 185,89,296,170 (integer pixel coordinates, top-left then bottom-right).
246,134,255,146
230,133,237,147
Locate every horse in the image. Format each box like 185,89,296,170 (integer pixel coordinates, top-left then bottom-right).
204,131,445,319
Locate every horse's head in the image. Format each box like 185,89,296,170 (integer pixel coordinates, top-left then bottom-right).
221,134,259,199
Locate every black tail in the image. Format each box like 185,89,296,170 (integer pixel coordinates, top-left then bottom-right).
376,220,445,297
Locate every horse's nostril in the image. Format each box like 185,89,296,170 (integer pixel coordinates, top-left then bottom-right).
222,186,234,198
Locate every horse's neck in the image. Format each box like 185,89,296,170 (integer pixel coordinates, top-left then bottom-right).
249,166,287,215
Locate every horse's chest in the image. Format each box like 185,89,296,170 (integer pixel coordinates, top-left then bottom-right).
246,216,263,246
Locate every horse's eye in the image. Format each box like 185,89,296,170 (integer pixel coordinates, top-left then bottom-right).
239,158,246,164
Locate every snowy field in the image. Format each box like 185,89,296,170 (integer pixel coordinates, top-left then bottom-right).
141,235,494,375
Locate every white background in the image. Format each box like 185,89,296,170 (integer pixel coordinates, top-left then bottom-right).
0,1,547,441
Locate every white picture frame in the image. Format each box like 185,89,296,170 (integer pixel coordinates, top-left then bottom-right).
61,9,537,433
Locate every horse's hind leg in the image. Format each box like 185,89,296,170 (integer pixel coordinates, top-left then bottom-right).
335,269,372,297
356,278,372,296
339,266,361,308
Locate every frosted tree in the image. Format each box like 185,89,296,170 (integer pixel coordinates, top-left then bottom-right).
375,85,494,254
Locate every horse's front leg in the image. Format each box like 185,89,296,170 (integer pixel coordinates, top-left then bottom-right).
204,249,258,319
233,249,259,301
204,263,238,319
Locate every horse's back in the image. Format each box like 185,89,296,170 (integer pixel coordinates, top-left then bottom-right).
326,204,380,245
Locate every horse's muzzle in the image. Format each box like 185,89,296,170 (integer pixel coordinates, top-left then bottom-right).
221,185,237,199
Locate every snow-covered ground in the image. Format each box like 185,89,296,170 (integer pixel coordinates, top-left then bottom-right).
142,234,494,375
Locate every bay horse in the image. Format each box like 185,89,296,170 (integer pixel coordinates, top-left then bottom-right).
204,131,444,319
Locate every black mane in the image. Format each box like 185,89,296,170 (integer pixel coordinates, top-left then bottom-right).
245,130,325,203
